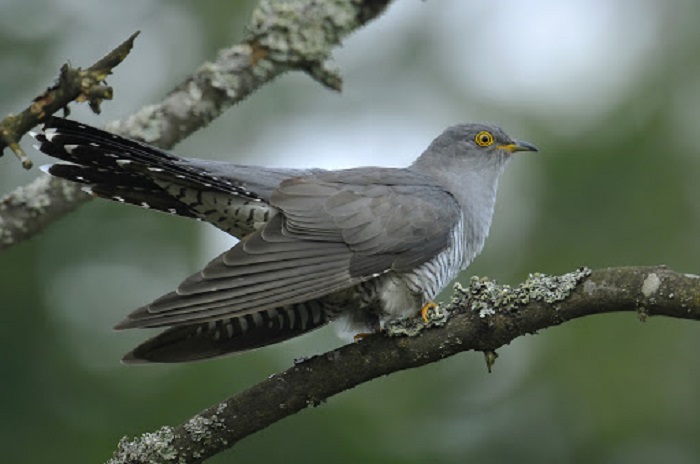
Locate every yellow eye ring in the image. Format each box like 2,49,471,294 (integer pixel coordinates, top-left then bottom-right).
475,131,494,147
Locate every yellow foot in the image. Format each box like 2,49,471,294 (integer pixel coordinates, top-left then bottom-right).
353,333,370,343
420,301,438,323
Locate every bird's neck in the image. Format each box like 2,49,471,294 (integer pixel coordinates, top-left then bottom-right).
410,155,511,267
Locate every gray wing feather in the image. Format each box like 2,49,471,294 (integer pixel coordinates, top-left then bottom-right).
117,261,353,328
279,171,461,274
117,168,460,329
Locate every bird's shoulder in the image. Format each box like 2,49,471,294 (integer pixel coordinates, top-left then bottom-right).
271,167,459,225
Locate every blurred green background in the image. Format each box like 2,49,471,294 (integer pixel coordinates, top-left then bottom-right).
2,0,700,463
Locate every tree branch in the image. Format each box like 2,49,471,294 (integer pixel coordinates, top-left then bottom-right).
0,32,139,169
0,0,393,251
108,266,700,464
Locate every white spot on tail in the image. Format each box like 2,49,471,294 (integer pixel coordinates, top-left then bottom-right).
89,142,99,147
148,167,164,172
39,164,53,175
43,128,57,141
116,159,132,167
113,196,125,202
63,144,78,154
140,202,151,209
81,186,94,195
167,208,177,214
28,131,38,139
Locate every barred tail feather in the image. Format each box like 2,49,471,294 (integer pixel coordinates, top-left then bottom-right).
122,302,328,363
34,118,265,219
36,117,254,196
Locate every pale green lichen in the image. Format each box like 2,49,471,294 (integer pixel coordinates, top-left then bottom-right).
249,0,357,63
451,267,592,317
8,176,54,213
385,268,591,336
107,105,165,144
385,304,450,337
203,49,246,99
216,402,227,415
184,415,220,443
0,176,88,246
641,272,661,298
108,426,177,464
179,80,218,121
182,409,229,459
198,0,369,104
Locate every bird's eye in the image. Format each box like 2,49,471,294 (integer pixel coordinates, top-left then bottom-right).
475,131,494,147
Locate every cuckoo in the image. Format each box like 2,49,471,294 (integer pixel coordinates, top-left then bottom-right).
35,118,538,363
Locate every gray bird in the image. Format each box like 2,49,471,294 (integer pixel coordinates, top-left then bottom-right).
36,118,537,363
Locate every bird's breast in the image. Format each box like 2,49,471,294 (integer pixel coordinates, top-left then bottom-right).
375,217,467,320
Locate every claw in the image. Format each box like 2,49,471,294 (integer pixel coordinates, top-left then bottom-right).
420,301,438,323
353,333,370,342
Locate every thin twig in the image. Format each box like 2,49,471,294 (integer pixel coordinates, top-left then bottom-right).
0,31,140,169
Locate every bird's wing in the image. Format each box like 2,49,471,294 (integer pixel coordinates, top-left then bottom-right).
277,168,462,273
116,168,461,329
36,117,318,237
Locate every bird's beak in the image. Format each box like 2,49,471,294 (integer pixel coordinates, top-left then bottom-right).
498,140,539,153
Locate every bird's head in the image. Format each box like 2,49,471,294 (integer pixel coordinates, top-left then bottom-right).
412,122,538,175
444,122,538,156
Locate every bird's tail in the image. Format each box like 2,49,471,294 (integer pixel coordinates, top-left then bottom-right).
34,117,255,217
122,301,329,363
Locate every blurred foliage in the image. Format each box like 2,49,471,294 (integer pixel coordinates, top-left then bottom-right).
2,1,700,463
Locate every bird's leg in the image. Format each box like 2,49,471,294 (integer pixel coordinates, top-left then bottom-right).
420,301,438,323
353,314,381,342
